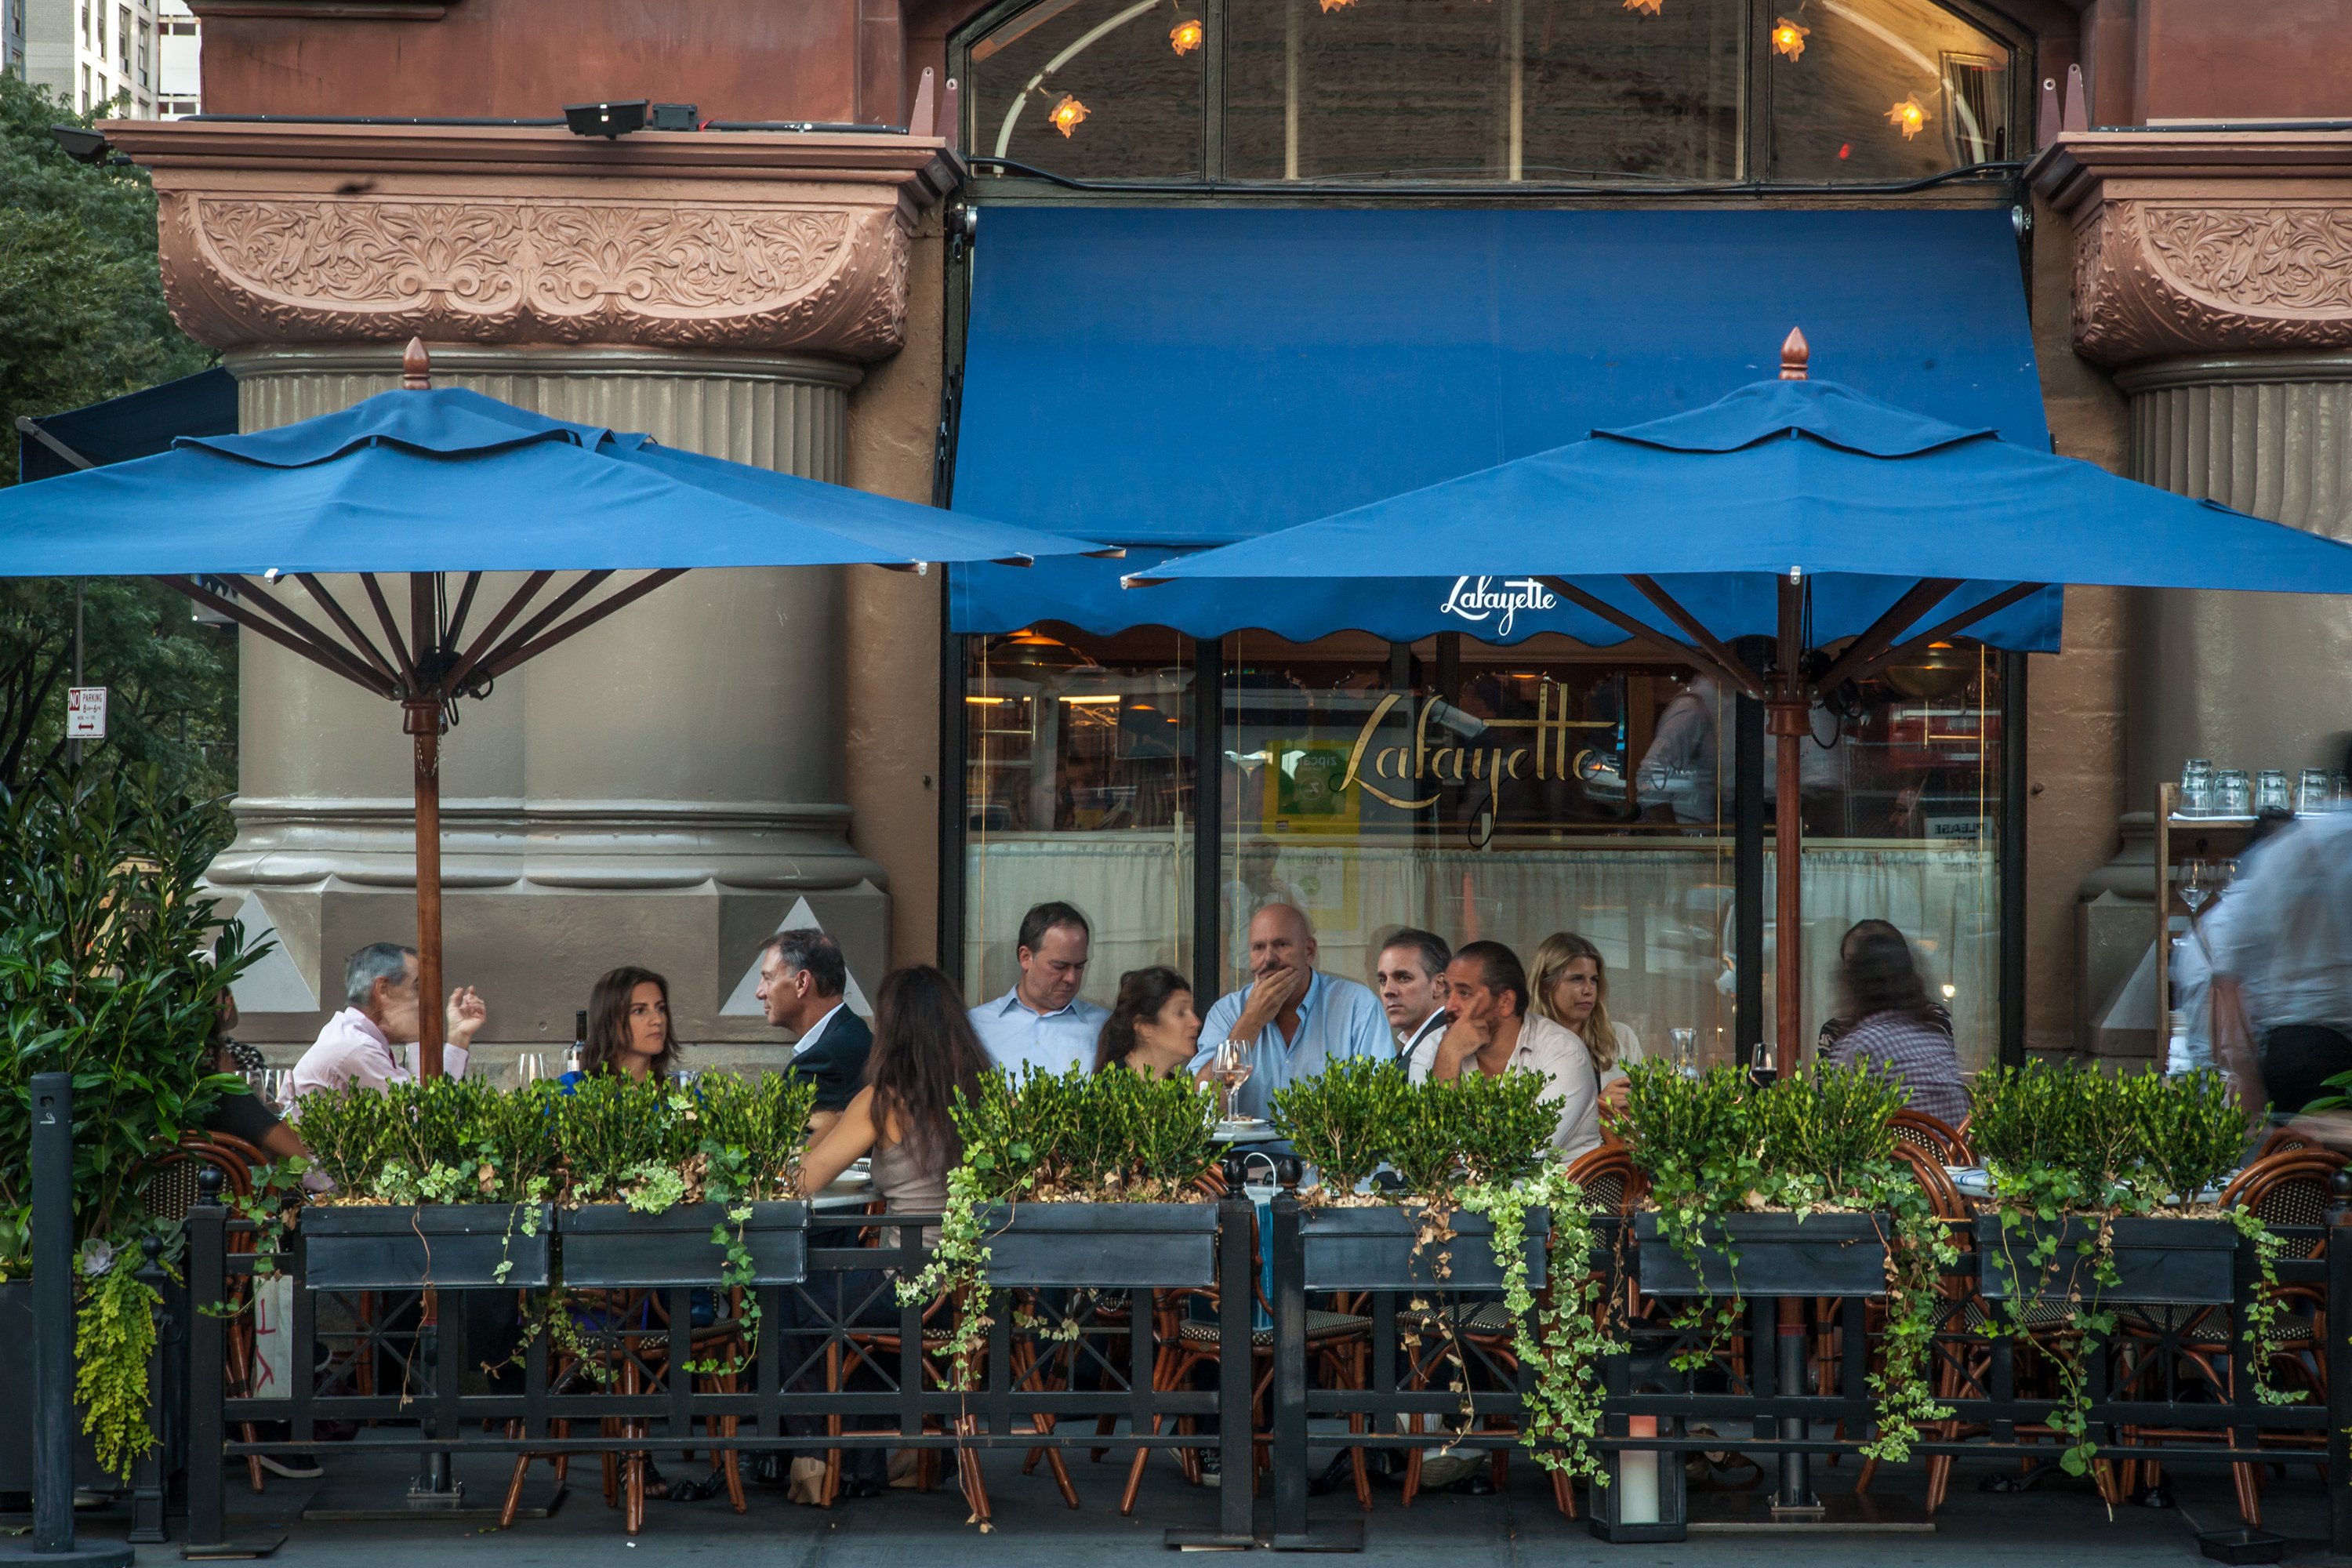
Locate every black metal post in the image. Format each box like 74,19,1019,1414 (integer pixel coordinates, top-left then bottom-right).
126,1239,169,1544
1998,649,2028,1068
2328,1174,2352,1555
1773,1298,1818,1514
1269,1190,1308,1548
67,581,83,771
31,1073,74,1552
16,1072,132,1568
183,1173,229,1553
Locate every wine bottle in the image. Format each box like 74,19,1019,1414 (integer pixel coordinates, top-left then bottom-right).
567,1008,586,1075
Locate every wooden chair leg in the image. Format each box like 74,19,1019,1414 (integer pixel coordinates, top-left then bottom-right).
499,1417,532,1528
1856,1456,1878,1494
1552,1466,1577,1519
822,1341,843,1508
958,1415,993,1524
1121,1414,1163,1515
719,1410,746,1514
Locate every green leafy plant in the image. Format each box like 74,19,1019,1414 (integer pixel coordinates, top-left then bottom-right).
1969,1064,2285,1475
74,1242,163,1479
1619,1061,1952,1463
1267,1057,1406,1196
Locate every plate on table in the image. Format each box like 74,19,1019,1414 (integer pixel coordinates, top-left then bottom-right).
1214,1118,1275,1142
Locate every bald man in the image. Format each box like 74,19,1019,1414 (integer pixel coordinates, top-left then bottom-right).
1190,903,1390,1123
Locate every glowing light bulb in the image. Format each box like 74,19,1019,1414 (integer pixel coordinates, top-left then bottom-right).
1318,0,1356,12
1886,96,1928,140
1942,984,1957,1000
1170,16,1202,53
1049,93,1089,137
1771,17,1807,59
1621,0,1663,12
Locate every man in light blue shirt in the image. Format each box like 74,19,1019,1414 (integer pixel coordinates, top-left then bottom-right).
1192,903,1390,1123
967,900,1111,1076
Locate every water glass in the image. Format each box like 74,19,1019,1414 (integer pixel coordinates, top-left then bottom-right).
2180,758,2215,817
2217,769,2253,816
1670,1027,1698,1077
2335,772,2351,811
2298,768,2332,815
517,1051,546,1087
2256,770,2292,815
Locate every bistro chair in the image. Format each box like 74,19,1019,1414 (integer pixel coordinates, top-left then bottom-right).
1853,1145,1976,1509
1889,1109,1972,1166
138,1137,269,1494
2113,1147,2345,1526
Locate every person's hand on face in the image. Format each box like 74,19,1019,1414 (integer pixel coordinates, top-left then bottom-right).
1601,1077,1633,1112
1235,908,1314,1038
446,985,488,1047
1017,922,1091,1014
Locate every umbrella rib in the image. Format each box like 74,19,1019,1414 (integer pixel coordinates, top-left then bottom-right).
1848,583,2048,684
285,573,402,686
445,570,554,694
445,572,484,651
212,572,394,687
1812,578,1965,695
358,572,419,693
1539,576,1763,699
474,569,689,684
1623,575,1769,699
466,570,615,684
157,575,395,699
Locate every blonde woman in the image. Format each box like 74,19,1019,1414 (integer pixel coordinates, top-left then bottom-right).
1530,932,1644,1109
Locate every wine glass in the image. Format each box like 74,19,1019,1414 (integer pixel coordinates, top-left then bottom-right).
1214,1040,1253,1123
2180,858,2215,919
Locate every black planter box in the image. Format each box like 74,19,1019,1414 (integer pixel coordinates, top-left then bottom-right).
1635,1210,1888,1298
300,1203,554,1290
0,1280,104,1494
975,1203,1219,1287
1974,1214,2238,1305
1301,1206,1549,1293
558,1201,808,1287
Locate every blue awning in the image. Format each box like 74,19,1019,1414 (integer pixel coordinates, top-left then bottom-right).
16,367,238,483
950,206,2060,649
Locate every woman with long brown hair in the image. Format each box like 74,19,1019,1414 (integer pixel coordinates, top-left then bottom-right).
1528,932,1644,1107
561,966,679,1088
799,965,993,1221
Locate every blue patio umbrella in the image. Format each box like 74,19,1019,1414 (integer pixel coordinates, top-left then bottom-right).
1131,330,2352,1058
0,341,1112,1071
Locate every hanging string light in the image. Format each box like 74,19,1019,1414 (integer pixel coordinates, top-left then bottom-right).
1169,13,1203,52
1621,0,1664,13
1885,94,1928,139
1319,0,1356,12
1771,16,1808,58
1048,91,1089,136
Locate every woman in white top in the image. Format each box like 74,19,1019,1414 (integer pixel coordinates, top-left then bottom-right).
1530,932,1644,1111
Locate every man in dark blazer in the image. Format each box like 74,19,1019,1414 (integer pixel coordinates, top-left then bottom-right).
754,929,869,1139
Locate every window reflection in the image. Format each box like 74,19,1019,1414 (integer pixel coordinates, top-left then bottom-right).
1767,0,2013,180
964,0,2013,187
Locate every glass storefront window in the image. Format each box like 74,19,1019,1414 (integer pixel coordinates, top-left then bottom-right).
964,0,2013,187
1766,0,2015,181
963,626,1199,1010
1214,631,2003,1072
1218,630,1740,1064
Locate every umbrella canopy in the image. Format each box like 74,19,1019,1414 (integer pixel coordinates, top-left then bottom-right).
1129,330,2352,1062
0,383,1109,574
0,344,1111,1074
1130,372,2352,601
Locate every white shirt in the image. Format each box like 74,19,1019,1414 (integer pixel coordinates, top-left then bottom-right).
1189,971,1392,1123
1406,1013,1601,1163
292,1007,469,1102
795,1001,848,1056
1396,1009,1449,1065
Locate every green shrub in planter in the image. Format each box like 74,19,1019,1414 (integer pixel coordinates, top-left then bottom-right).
1267,1057,1406,1196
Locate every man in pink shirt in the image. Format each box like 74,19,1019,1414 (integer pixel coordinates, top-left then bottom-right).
292,942,488,1099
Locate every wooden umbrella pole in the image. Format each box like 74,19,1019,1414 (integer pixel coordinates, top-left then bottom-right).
408,698,446,1078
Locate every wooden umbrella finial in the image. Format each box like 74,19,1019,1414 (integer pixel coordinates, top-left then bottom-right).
402,337,432,390
1779,327,1809,381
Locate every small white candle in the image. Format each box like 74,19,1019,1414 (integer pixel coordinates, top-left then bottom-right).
1620,1415,1661,1523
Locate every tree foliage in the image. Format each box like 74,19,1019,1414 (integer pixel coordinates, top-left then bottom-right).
0,71,233,796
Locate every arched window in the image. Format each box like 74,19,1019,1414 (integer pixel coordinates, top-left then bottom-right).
960,0,2022,188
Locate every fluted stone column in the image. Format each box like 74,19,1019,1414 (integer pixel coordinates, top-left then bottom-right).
2118,355,2352,799
106,121,963,1065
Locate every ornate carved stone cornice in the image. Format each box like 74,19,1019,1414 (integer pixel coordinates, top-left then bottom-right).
2029,129,2352,368
103,122,963,361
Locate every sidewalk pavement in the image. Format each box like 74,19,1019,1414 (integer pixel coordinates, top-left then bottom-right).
33,1442,2334,1568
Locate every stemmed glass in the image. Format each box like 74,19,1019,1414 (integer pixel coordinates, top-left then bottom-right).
517,1052,546,1087
1213,1039,1254,1123
2180,858,2216,920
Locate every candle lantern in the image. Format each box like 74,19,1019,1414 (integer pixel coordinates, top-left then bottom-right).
1588,1363,1686,1542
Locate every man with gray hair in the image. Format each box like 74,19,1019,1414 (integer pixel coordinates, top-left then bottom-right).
292,942,488,1100
753,928,869,1141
